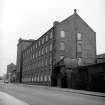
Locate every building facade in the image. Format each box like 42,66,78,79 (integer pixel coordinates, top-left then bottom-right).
22,28,54,85
19,10,96,86
16,38,34,82
7,63,16,82
97,53,105,63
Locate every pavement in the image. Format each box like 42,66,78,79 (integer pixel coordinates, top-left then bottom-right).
0,91,29,105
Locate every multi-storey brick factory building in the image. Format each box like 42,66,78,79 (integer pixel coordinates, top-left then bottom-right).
7,63,16,82
17,9,96,86
16,38,35,82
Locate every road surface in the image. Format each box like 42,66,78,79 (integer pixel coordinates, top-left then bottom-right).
0,83,105,105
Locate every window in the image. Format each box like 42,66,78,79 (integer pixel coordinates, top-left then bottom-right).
42,38,44,44
45,58,47,65
27,51,28,55
77,33,82,40
77,43,82,57
60,56,64,59
49,57,52,64
77,40,82,44
24,51,26,56
37,75,39,82
60,30,65,38
77,52,82,58
29,49,30,53
50,44,52,51
78,58,82,65
39,50,40,56
41,76,43,81
45,46,48,53
32,46,34,50
36,52,38,58
60,42,65,50
39,61,41,67
36,76,37,82
31,47,33,51
41,48,43,55
48,75,51,81
42,60,44,67
36,43,37,48
23,53,25,58
44,75,47,81
38,40,40,46
77,44,82,52
37,62,39,67
34,76,36,81
30,55,32,60
43,59,45,66
77,33,82,57
32,54,35,59
46,35,48,41
30,47,32,52
50,32,53,39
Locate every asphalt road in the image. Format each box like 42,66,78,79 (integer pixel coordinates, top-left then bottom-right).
0,83,105,105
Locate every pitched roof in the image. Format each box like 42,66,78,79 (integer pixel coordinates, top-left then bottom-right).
60,9,95,32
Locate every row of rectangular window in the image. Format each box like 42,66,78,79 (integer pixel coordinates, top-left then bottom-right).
61,31,82,39
36,31,53,47
24,29,69,56
24,55,64,68
32,75,50,82
23,57,52,69
22,75,50,82
23,43,53,58
24,31,53,55
24,30,66,56
24,31,81,56
60,30,82,40
23,54,52,64
24,32,81,62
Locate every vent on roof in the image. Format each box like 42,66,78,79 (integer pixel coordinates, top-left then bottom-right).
74,9,77,13
53,21,59,26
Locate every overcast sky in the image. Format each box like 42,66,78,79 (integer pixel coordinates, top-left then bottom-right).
0,0,105,76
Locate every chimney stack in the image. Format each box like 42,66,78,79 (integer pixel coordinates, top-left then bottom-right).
74,9,77,13
53,21,59,26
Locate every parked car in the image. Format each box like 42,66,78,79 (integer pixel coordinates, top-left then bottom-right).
4,80,9,83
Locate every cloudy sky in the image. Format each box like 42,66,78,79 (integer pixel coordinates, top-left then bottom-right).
0,0,105,76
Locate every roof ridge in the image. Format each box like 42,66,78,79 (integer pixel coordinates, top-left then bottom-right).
75,13,95,32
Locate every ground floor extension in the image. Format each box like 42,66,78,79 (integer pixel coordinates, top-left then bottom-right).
19,61,105,93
